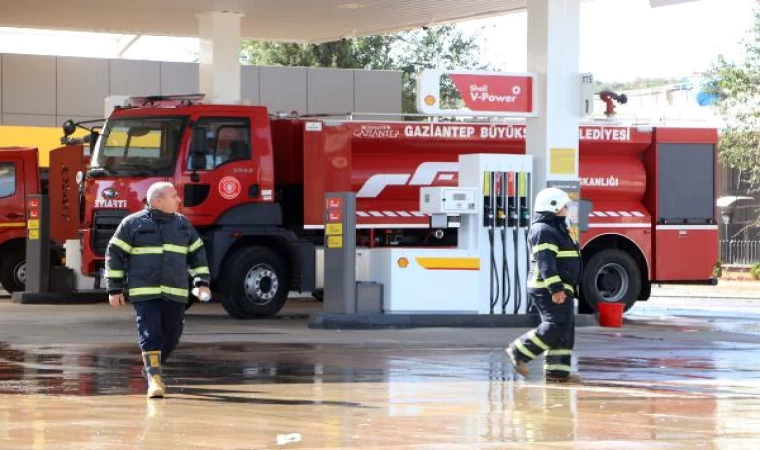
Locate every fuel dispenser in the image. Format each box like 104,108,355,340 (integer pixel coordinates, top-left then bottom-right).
369,153,533,315
458,153,533,315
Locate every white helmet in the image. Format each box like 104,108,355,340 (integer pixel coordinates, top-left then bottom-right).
534,187,571,214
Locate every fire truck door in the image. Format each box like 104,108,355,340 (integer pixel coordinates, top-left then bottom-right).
180,115,260,220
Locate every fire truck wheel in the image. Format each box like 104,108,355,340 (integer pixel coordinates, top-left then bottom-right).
220,246,289,319
580,249,641,313
0,251,26,294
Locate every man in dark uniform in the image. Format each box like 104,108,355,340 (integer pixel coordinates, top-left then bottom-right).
506,187,582,383
105,182,211,398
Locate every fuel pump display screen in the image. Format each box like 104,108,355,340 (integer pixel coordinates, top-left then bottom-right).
420,187,477,215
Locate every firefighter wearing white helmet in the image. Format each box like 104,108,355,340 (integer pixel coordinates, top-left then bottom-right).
534,187,571,214
506,187,583,383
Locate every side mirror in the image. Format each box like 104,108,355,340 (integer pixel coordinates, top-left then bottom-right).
88,130,100,154
62,120,76,137
190,127,207,154
190,153,207,171
577,199,593,232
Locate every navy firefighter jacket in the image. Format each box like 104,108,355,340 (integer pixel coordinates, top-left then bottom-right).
527,212,582,297
105,207,210,304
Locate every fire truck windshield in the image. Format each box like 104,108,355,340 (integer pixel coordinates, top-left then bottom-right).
90,117,185,176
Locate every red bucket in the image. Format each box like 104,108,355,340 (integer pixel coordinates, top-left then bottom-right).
597,302,624,327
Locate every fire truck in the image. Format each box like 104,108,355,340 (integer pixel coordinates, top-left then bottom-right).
0,146,88,293
68,94,718,318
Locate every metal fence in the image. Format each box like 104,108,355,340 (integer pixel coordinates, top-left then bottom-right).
720,240,760,266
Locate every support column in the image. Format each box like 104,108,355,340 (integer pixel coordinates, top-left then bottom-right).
526,0,581,190
197,11,244,104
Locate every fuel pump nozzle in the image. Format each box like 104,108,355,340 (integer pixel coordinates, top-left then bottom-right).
485,171,500,314
500,172,510,314
512,173,522,314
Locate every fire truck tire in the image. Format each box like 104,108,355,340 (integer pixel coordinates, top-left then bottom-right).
0,251,26,294
220,246,289,319
580,249,641,313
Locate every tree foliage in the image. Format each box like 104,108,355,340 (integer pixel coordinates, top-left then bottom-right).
241,36,394,70
707,10,760,193
241,25,489,114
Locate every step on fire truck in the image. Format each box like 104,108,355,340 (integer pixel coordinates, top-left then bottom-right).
59,94,717,318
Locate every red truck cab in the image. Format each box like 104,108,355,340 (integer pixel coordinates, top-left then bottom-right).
0,147,41,292
0,144,88,293
80,99,308,318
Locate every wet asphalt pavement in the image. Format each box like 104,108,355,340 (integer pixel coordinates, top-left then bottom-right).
1,294,760,449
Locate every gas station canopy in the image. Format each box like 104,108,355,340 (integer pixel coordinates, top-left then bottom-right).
1,0,530,43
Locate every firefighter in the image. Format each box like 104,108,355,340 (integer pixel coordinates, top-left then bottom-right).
105,182,210,398
506,187,582,383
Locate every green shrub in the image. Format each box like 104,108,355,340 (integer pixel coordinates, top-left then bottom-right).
751,262,760,280
713,260,723,278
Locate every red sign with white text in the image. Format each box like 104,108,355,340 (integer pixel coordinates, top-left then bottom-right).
450,74,534,114
326,197,343,223
326,197,343,211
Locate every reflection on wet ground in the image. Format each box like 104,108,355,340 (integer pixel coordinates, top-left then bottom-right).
1,309,760,448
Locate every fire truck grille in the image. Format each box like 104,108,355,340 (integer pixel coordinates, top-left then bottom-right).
92,210,129,256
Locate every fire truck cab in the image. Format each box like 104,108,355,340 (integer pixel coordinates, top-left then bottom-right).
0,148,40,292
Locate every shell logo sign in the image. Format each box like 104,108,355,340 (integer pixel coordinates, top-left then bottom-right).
416,69,537,118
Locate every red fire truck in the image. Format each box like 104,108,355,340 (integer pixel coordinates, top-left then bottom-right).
0,146,87,293
70,95,718,318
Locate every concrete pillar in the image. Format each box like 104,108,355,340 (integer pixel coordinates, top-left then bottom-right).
526,0,581,190
197,11,244,104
